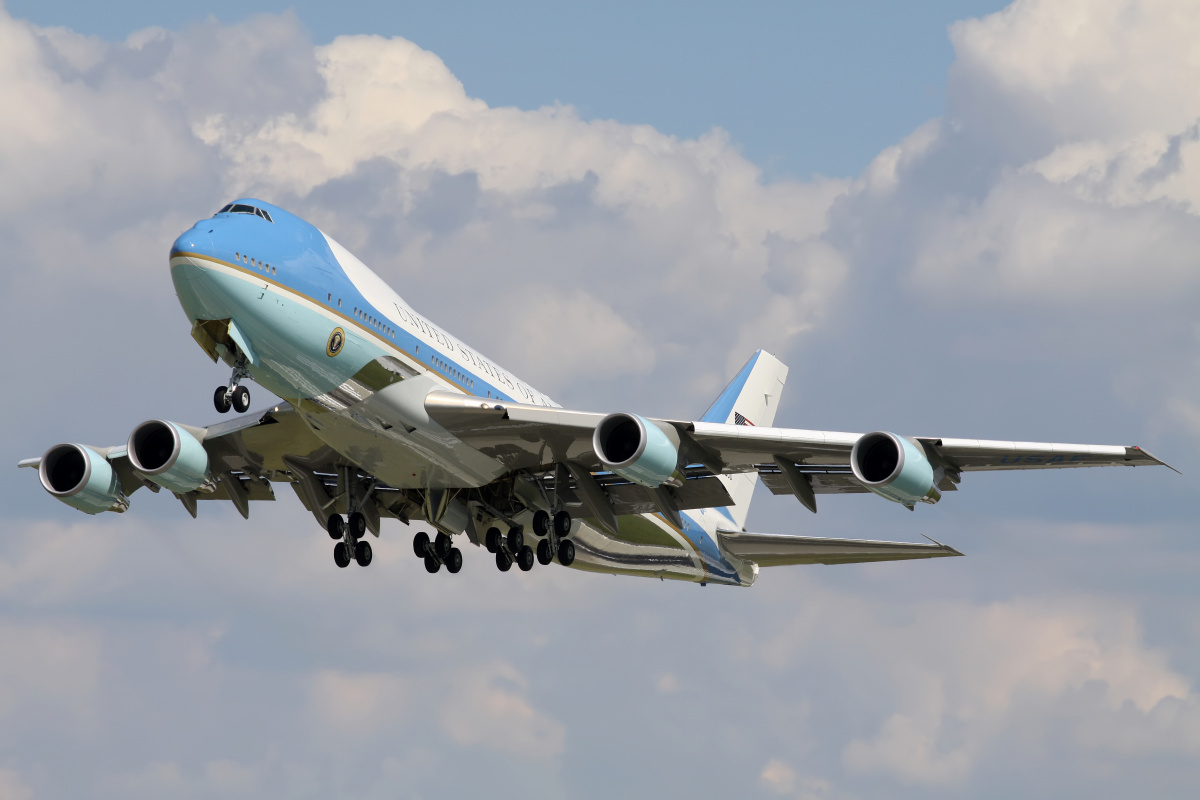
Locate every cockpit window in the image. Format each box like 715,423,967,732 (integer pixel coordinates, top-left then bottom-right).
214,203,274,223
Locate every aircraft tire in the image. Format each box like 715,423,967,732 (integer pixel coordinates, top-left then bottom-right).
348,512,367,537
327,514,346,540
413,531,430,558
495,550,513,572
553,510,572,537
557,539,575,567
424,554,441,573
506,527,524,553
485,527,502,553
435,531,453,558
536,538,553,565
517,545,535,572
446,547,463,573
231,385,251,413
532,510,551,537
333,542,351,568
355,540,373,567
213,386,232,414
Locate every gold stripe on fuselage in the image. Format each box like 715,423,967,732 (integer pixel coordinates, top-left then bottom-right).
170,251,478,396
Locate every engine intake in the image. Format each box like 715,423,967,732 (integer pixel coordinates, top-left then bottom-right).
593,413,679,488
128,420,211,494
850,431,941,507
39,443,127,514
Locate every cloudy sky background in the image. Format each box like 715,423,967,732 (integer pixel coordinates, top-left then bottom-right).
1,0,1198,797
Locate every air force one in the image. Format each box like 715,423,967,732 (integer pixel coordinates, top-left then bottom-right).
19,200,1174,586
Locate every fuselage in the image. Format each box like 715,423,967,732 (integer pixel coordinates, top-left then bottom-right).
169,199,753,586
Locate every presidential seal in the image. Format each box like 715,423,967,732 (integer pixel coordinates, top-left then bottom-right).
326,327,345,357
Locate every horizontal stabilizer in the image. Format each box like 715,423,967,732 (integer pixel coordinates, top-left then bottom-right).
716,530,962,567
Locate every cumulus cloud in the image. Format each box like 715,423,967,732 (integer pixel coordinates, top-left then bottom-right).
1,0,1199,798
760,590,1197,786
439,662,565,757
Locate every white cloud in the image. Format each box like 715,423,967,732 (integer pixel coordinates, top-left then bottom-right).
948,0,1200,143
307,670,411,738
0,769,33,800
0,621,101,721
762,590,1195,786
439,661,565,757
0,1,1198,797
760,759,797,794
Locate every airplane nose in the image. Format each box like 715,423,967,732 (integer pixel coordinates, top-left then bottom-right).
171,224,212,258
170,224,216,286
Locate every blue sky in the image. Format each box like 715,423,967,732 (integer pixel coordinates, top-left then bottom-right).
1,1,1198,798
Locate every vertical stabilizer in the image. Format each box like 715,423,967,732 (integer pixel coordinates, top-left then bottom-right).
700,350,788,530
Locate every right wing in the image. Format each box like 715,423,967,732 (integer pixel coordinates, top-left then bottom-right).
716,530,962,567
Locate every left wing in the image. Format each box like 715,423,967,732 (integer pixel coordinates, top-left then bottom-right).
424,392,1173,514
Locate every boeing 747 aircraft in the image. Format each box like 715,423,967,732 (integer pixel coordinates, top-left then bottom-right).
19,200,1174,586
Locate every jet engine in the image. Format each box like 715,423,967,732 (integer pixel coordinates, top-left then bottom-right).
592,413,679,488
850,431,942,507
39,443,128,514
127,420,211,494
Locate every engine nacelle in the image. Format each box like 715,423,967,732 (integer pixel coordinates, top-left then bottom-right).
592,413,679,488
39,443,128,514
127,420,211,494
850,431,942,507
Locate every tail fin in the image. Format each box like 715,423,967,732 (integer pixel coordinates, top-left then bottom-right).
700,350,788,530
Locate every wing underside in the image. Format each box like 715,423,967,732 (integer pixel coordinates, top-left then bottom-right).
716,530,963,567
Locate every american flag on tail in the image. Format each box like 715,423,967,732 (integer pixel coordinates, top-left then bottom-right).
734,412,755,426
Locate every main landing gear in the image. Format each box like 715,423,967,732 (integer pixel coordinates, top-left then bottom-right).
488,509,574,571
214,358,251,414
413,531,462,574
328,512,372,568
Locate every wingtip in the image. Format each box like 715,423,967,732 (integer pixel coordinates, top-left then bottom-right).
921,533,964,557
1131,446,1181,474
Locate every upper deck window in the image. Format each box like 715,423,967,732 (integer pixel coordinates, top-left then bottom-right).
214,203,274,223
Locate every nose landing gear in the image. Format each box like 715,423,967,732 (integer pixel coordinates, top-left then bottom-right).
214,359,252,414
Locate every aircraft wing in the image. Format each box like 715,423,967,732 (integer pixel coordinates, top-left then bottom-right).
715,530,962,567
423,392,1172,491
19,403,370,524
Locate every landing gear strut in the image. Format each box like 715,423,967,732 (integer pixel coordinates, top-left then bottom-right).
532,509,575,566
413,530,462,574
214,358,251,414
485,524,538,573
328,513,373,568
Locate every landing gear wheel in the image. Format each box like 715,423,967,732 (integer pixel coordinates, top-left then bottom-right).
424,554,441,573
485,527,502,554
517,545,535,572
445,547,463,573
213,386,232,414
553,510,572,537
537,538,553,565
355,540,373,567
413,531,430,558
557,539,576,567
327,514,346,540
495,550,513,572
231,385,251,413
506,527,525,553
435,531,453,559
348,512,367,537
532,510,551,537
333,541,351,568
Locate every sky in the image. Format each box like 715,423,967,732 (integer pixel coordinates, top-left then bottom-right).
1,0,1198,798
